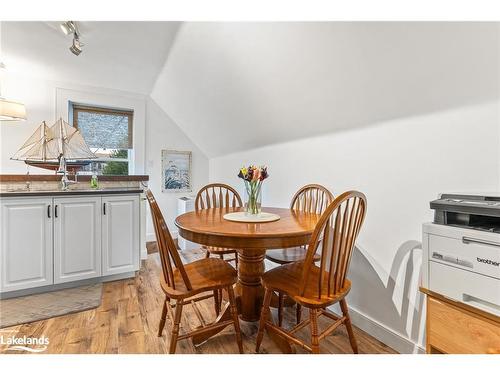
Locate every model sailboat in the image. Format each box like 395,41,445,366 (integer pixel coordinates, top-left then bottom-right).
11,118,96,173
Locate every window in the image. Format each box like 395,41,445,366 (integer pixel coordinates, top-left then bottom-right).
71,103,134,175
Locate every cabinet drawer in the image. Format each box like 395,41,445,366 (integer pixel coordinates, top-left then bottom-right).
428,234,500,279
429,261,500,316
428,297,500,353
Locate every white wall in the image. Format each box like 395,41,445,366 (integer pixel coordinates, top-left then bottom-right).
145,98,209,239
0,74,55,174
0,72,147,175
209,100,500,352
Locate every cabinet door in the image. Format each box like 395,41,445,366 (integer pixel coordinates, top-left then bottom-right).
102,195,140,276
0,198,53,292
53,196,101,283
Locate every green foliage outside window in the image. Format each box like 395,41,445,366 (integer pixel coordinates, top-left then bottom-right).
102,149,129,175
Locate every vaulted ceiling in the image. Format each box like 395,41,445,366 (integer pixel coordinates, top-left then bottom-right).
3,22,499,158
2,21,180,94
151,22,499,157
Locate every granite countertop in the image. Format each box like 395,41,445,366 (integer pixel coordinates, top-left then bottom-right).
0,188,144,197
0,174,149,182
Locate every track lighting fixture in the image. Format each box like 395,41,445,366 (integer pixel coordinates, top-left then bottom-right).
60,21,83,56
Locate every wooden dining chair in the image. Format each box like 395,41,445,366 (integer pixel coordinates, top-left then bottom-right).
265,184,334,326
195,183,243,267
145,189,243,354
256,191,367,354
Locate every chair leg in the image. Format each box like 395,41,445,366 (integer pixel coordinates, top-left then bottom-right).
234,252,238,268
227,287,244,354
340,299,358,354
309,308,320,354
216,289,223,314
278,292,284,327
169,299,183,354
213,290,220,316
158,296,168,337
296,304,302,324
255,288,273,353
205,250,211,258
220,254,224,260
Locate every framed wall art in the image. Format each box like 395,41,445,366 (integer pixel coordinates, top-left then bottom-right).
161,149,192,192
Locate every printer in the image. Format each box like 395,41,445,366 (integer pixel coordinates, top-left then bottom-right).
422,193,500,317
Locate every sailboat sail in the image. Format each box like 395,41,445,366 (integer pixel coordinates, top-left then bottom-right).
11,118,96,161
11,121,51,160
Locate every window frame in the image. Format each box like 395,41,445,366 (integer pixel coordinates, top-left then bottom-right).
71,103,134,176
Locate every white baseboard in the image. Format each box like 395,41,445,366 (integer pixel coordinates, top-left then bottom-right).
146,230,178,243
144,230,179,259
146,232,156,242
346,306,425,354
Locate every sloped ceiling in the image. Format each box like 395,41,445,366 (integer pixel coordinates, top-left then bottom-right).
2,21,181,94
151,22,499,158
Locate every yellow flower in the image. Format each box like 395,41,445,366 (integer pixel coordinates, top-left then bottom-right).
240,167,248,176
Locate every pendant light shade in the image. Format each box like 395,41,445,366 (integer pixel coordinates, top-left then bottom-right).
0,22,27,121
0,98,27,121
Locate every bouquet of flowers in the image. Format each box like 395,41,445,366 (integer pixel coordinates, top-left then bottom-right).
238,165,269,215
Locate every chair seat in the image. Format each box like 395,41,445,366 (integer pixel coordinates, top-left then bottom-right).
202,245,238,255
160,258,237,299
265,247,320,265
262,261,351,308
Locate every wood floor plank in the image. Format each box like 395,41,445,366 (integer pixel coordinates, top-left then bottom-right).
0,245,396,354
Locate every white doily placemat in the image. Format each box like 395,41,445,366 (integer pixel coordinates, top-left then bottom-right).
223,211,281,223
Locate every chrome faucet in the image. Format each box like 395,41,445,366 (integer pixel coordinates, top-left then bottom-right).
57,156,78,190
61,173,78,190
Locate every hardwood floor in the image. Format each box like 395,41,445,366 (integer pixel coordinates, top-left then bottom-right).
0,244,396,354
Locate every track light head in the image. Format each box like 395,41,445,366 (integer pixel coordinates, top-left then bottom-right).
69,33,83,56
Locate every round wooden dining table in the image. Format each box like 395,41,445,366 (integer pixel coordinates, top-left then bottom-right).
175,206,321,322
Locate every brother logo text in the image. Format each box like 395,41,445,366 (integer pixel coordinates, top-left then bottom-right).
476,257,500,267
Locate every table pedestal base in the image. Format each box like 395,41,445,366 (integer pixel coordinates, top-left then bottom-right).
234,248,266,322
192,249,294,353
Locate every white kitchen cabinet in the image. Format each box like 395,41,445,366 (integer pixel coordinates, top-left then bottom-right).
53,196,102,283
102,195,140,276
0,192,141,296
0,198,53,292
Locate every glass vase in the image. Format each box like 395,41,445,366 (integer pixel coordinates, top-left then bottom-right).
243,180,263,215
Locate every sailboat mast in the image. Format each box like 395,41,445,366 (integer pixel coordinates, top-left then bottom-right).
59,118,65,159
41,121,47,161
